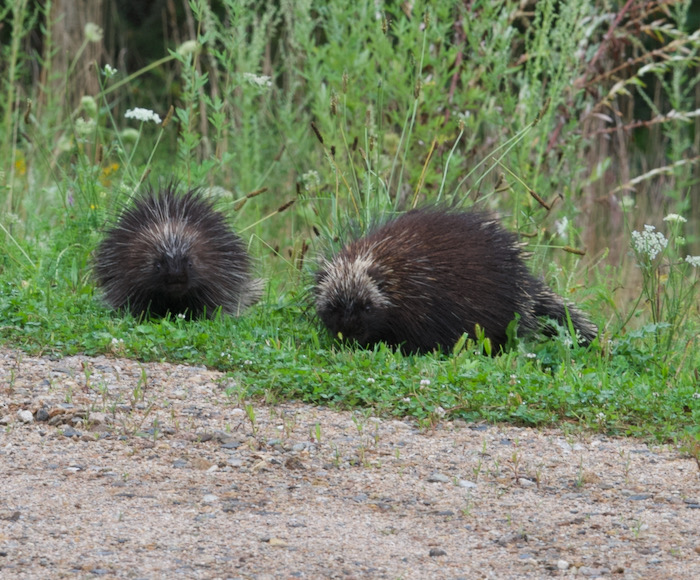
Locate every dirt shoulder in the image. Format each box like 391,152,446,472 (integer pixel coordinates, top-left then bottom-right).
1,348,698,579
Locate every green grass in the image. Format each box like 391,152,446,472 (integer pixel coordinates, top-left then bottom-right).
1,0,699,444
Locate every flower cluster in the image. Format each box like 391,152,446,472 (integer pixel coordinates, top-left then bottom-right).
631,225,667,260
301,170,320,192
663,214,687,224
84,23,103,43
103,64,118,79
125,108,162,124
243,73,272,89
685,255,700,268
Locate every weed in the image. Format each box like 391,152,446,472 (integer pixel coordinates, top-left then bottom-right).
244,403,257,437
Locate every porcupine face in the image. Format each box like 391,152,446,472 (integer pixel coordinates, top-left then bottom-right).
94,184,261,319
315,253,392,347
150,248,194,297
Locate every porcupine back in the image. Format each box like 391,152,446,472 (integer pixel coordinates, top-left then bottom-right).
314,208,597,354
94,184,261,319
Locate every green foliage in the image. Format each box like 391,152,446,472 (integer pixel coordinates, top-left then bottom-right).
0,0,699,441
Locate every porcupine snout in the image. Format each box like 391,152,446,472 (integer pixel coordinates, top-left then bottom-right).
158,253,191,294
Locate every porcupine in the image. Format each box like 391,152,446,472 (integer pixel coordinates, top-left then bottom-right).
94,183,261,319
314,207,597,354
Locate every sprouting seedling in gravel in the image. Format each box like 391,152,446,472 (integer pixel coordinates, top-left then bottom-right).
311,422,322,444
619,449,632,482
331,443,341,468
351,412,365,436
490,458,501,479
81,361,92,390
472,458,483,482
131,365,148,404
283,413,297,439
245,403,257,436
535,464,545,489
151,418,161,443
224,383,245,407
461,493,474,518
97,382,109,409
631,518,646,539
574,456,585,488
510,447,522,482
480,437,488,456
8,368,16,393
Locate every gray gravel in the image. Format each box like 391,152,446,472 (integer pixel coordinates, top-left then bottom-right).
1,347,699,579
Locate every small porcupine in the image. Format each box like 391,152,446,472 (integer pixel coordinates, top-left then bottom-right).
314,208,597,354
94,183,261,319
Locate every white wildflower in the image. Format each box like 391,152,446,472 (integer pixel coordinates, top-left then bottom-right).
685,255,700,268
366,377,376,383
555,216,569,238
177,40,200,57
176,313,186,319
243,72,272,89
103,64,118,78
433,406,446,417
526,352,537,359
84,23,103,43
125,108,162,124
301,170,321,192
80,96,97,118
402,397,411,403
420,379,431,386
244,360,253,365
631,225,667,260
663,214,687,223
74,117,96,137
620,195,635,210
693,393,700,399
596,412,605,421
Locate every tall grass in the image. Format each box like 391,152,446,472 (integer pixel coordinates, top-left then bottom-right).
0,0,698,440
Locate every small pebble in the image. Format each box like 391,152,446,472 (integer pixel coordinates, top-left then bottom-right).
517,477,536,487
427,473,450,483
429,548,446,557
62,427,81,438
17,410,33,424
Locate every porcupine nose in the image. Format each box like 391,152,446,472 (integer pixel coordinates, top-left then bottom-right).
164,257,190,291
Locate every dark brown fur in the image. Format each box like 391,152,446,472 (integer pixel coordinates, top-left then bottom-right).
314,208,597,354
94,184,261,319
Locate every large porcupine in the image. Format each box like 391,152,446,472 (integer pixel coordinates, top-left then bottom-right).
314,208,597,354
94,183,261,319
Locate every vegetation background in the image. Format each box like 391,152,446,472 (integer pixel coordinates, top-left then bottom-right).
1,0,699,446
